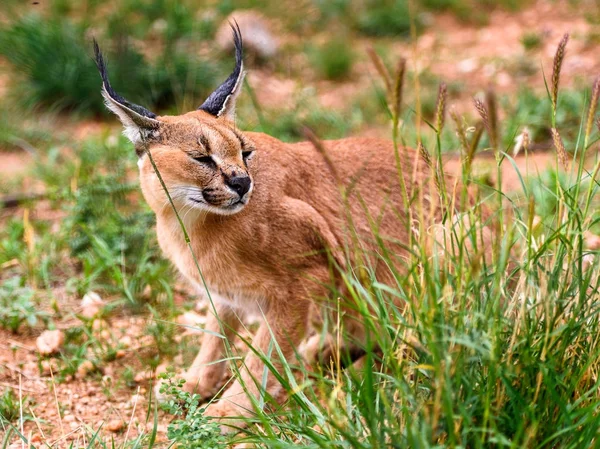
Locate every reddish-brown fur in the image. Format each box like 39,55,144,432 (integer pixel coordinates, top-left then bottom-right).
135,110,434,430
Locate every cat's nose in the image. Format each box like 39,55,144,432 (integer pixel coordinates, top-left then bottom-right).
226,175,251,197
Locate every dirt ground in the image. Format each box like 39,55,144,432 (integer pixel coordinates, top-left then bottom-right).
1,0,599,446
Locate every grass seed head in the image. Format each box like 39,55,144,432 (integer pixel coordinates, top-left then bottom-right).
418,141,432,168
485,86,499,149
551,33,569,111
551,127,569,169
585,76,600,143
473,97,493,145
435,82,448,134
450,107,469,152
393,58,407,121
418,142,441,192
367,46,391,93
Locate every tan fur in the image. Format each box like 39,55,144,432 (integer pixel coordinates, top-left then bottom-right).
136,109,441,430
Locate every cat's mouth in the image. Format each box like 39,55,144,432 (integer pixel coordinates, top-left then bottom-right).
188,195,248,215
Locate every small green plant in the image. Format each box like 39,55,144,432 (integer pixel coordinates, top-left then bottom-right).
0,277,48,333
355,0,414,37
309,37,355,80
158,372,227,448
521,31,543,50
0,389,25,424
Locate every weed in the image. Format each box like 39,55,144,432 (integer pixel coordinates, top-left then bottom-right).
158,372,226,448
0,277,48,333
0,388,28,424
423,0,530,23
309,37,355,81
521,31,544,50
355,0,415,37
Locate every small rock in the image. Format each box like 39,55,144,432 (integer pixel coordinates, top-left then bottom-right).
120,335,133,348
177,311,206,333
76,360,95,379
138,335,155,347
23,361,38,376
92,319,109,332
81,291,105,318
100,329,111,340
134,370,154,383
40,359,58,376
63,414,75,423
458,58,477,74
107,419,125,433
126,394,143,409
141,284,153,300
36,330,65,355
216,10,278,60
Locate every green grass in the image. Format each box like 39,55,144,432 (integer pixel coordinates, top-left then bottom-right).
0,276,48,333
309,37,355,81
521,31,544,51
0,14,220,116
0,388,29,424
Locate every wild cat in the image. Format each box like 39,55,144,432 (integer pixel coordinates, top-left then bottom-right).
94,26,445,432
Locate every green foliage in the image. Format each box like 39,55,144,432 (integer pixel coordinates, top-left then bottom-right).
158,372,226,449
0,219,26,266
521,31,543,50
355,0,414,37
422,0,528,23
0,14,219,115
0,105,50,152
0,389,24,424
0,276,48,333
502,88,588,148
529,168,569,219
28,135,174,302
309,37,355,80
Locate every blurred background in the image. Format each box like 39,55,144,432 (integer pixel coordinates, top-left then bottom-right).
1,0,600,444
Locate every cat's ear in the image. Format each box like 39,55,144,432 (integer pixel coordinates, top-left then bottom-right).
198,22,245,120
93,40,160,147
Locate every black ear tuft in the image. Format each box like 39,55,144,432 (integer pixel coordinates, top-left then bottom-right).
93,39,158,120
93,39,160,146
198,22,245,118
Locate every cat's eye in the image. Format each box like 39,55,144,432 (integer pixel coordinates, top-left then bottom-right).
242,150,254,160
193,155,215,166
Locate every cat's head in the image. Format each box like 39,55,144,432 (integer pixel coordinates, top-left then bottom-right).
94,24,255,216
